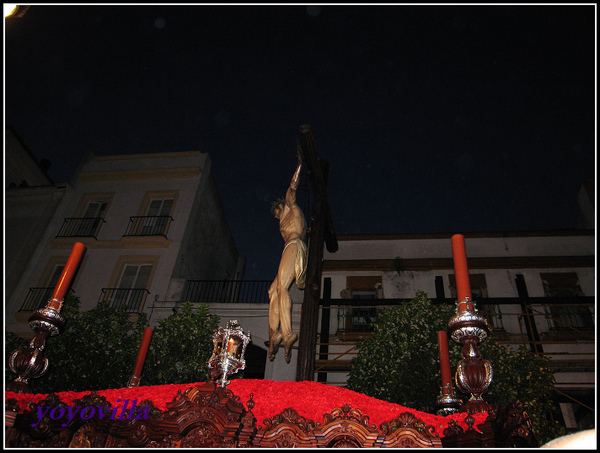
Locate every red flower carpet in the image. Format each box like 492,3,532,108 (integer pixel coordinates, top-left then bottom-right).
5,379,487,437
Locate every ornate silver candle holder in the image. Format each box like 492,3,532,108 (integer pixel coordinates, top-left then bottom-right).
207,320,251,387
448,298,493,414
435,384,463,416
7,299,66,393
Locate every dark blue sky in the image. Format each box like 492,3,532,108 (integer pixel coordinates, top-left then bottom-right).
5,5,596,280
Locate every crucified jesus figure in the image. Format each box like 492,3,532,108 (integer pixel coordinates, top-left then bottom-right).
268,147,308,363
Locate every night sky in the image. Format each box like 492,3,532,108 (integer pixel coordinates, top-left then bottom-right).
5,5,596,281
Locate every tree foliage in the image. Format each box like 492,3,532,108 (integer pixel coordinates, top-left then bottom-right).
141,302,220,386
478,339,566,444
5,298,220,393
5,295,147,393
346,291,565,444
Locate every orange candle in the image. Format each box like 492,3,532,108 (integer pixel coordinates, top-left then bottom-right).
130,328,154,386
50,242,86,308
451,234,473,311
437,331,452,394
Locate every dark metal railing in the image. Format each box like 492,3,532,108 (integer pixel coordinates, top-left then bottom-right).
20,287,75,312
98,288,150,313
123,216,173,238
20,287,54,311
327,297,595,336
56,217,105,238
318,296,595,382
183,280,271,304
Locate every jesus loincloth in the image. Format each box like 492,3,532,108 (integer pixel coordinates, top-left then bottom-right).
282,238,308,290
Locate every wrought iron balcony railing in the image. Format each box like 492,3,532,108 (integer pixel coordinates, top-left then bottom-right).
182,280,271,304
56,217,105,238
123,216,173,238
20,287,76,312
329,297,595,338
316,296,595,385
98,288,150,313
20,287,55,312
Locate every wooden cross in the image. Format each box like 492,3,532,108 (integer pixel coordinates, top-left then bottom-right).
295,124,338,381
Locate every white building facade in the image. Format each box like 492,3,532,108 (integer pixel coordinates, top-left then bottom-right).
317,231,595,430
7,151,245,337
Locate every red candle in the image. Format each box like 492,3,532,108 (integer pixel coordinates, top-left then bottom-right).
451,234,473,311
130,328,154,387
437,331,452,394
50,242,86,308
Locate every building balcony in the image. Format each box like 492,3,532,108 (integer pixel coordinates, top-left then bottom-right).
18,287,75,312
317,296,595,386
56,217,105,238
123,216,173,238
98,288,150,313
16,287,75,323
16,287,149,322
182,280,271,304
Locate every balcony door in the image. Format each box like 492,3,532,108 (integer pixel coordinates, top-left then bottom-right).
40,265,64,307
76,200,107,236
21,264,65,311
111,264,152,311
140,198,173,236
541,272,593,331
343,276,382,333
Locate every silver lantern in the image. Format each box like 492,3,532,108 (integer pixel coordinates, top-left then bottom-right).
207,320,251,387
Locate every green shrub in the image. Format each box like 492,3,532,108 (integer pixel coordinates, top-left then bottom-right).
346,291,565,444
5,295,147,393
6,299,221,392
479,340,566,444
141,302,220,386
